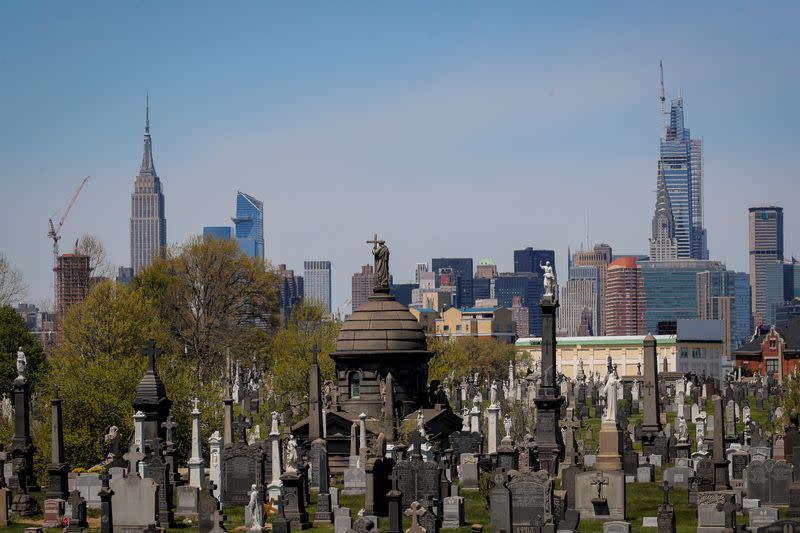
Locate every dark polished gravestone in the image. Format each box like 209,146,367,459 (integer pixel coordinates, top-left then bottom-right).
507,470,553,532
221,442,266,507
695,457,715,491
394,457,441,510
448,432,483,460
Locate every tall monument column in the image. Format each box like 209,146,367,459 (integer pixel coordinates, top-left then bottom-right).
46,384,69,500
640,334,663,455
9,348,38,492
533,295,564,475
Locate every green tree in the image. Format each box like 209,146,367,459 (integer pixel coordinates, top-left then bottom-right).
428,336,516,384
135,235,280,379
267,301,339,417
0,305,48,396
50,280,224,469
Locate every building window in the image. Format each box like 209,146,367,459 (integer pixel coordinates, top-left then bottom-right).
692,349,701,359
766,359,779,375
350,373,361,399
456,325,462,332
769,339,777,350
680,348,688,359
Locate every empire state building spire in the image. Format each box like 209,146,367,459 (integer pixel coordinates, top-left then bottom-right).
131,93,167,275
139,93,156,177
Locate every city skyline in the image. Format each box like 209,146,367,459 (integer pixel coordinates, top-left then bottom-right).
2,3,799,312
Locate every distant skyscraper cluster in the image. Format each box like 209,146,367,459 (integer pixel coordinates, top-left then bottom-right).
130,96,167,275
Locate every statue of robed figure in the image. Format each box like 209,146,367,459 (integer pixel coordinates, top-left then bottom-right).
368,233,390,292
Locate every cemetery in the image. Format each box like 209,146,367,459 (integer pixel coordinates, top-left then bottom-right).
0,239,799,533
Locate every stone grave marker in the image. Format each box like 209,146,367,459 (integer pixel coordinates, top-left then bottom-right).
334,507,352,533
663,466,693,488
748,507,779,531
490,471,512,533
603,520,631,533
222,443,265,506
110,474,159,529
441,496,464,529
507,470,552,531
75,474,102,509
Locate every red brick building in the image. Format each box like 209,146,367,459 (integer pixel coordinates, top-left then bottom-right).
734,316,800,381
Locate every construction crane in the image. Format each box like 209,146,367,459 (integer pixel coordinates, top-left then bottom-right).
47,176,91,290
47,175,91,267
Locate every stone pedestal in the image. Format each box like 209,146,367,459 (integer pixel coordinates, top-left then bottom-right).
486,405,500,454
595,422,623,472
675,442,691,460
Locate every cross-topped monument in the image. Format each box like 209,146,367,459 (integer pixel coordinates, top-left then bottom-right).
367,233,390,292
142,339,161,372
405,501,428,533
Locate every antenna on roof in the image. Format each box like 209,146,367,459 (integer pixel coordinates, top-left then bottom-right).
659,61,668,131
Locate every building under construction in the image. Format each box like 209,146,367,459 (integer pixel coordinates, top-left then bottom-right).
55,253,90,326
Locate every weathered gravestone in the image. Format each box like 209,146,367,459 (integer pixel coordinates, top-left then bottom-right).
64,490,89,533
334,507,352,533
490,471,512,533
696,491,736,532
731,451,750,481
663,466,693,488
75,474,102,509
573,471,625,520
748,507,779,531
109,474,158,530
441,496,464,529
457,453,479,489
507,470,553,532
745,459,793,506
197,483,228,533
603,521,631,533
695,457,715,491
176,485,200,517
343,456,366,495
394,458,441,509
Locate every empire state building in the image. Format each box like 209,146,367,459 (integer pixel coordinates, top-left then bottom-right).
130,96,166,275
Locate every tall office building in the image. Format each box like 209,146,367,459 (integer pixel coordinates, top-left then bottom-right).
559,265,600,337
495,272,542,337
304,260,332,314
55,253,90,326
203,226,233,240
748,206,784,325
657,70,706,260
640,259,724,333
431,258,473,308
734,273,753,347
765,260,800,325
605,257,646,336
690,139,708,259
514,248,556,277
130,96,167,275
649,175,678,261
232,191,265,260
277,264,304,325
351,265,375,312
572,244,612,335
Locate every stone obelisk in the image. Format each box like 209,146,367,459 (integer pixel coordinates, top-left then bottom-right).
533,288,565,475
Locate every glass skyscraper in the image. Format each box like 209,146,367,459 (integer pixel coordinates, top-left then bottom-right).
640,259,725,333
130,96,167,275
431,258,474,308
232,191,264,260
656,72,707,261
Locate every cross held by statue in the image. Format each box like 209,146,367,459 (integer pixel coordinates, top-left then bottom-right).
366,233,385,248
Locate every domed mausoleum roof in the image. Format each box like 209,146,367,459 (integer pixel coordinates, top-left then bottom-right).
335,293,428,353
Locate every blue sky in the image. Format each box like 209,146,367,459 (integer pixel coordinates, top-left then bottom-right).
1,2,798,313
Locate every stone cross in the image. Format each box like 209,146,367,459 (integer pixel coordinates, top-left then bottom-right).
68,489,87,521
142,339,161,372
366,233,385,248
99,471,111,489
404,501,428,532
590,472,608,500
162,416,178,445
389,468,400,492
192,397,200,412
124,446,145,475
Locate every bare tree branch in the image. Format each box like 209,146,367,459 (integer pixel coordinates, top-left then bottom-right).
0,253,28,306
